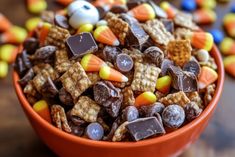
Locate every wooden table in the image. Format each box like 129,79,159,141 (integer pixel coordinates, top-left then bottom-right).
0,0,235,156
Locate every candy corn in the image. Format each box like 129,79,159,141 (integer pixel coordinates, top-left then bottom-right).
33,100,51,123
0,13,12,32
186,32,214,51
198,66,218,89
156,75,172,94
27,0,47,14
0,26,27,44
94,26,119,46
160,1,178,19
0,44,18,63
92,0,114,8
135,92,157,107
25,17,41,32
127,3,155,22
81,54,106,72
56,0,74,6
220,38,235,55
223,14,235,38
0,61,8,78
196,0,216,9
224,55,235,78
193,9,216,24
99,66,128,82
39,22,52,45
77,24,94,34
113,0,126,6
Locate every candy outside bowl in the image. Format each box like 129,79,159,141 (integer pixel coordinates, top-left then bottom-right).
13,45,224,157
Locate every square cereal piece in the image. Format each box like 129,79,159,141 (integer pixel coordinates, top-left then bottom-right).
167,40,192,67
60,62,91,102
55,49,72,73
51,105,72,133
87,72,101,86
159,91,190,107
71,96,101,122
131,63,161,92
143,19,174,46
174,12,199,31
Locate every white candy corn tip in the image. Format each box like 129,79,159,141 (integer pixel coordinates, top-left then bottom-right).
122,75,129,82
113,39,120,46
198,82,206,89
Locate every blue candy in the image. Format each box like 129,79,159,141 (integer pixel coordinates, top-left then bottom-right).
231,4,235,13
181,0,196,12
209,29,224,44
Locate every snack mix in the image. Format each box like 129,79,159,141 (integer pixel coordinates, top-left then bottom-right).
14,0,218,142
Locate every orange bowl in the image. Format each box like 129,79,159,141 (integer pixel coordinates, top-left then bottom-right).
13,45,224,157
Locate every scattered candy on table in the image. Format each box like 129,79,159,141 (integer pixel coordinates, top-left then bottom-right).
0,44,18,63
196,0,216,9
160,1,178,19
220,37,235,55
0,61,8,78
181,0,197,12
0,13,12,32
223,13,235,38
25,17,42,32
193,9,217,24
209,29,224,44
0,26,27,44
27,0,47,14
224,55,235,78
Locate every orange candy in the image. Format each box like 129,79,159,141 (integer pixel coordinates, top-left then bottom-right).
27,0,47,14
135,92,157,107
198,66,218,89
0,26,27,44
193,9,216,24
127,3,156,22
38,22,52,45
33,100,52,123
56,0,74,6
93,26,119,46
156,75,172,94
0,13,12,32
223,14,235,38
81,54,106,72
160,2,178,19
224,55,235,78
99,66,128,82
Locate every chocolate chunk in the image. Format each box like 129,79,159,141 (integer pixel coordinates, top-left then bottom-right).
139,102,165,117
115,53,133,73
66,33,98,58
183,60,201,77
162,105,185,129
69,121,85,137
30,46,57,63
126,117,166,141
67,110,86,126
103,46,122,63
96,6,109,19
168,65,198,92
85,122,104,141
160,59,174,76
106,95,123,118
160,19,174,34
184,102,202,121
122,106,139,122
127,0,148,9
41,77,59,98
110,5,128,14
23,37,39,54
59,88,74,106
148,1,167,19
120,14,149,49
14,50,32,77
144,46,164,67
54,14,69,29
18,68,35,87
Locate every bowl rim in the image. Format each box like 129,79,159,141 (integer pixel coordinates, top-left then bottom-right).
13,45,224,148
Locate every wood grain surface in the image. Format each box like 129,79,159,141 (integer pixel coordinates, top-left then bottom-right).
0,0,235,157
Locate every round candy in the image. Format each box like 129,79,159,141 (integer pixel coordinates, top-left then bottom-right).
196,49,209,62
85,122,104,141
122,106,139,122
209,29,224,44
183,60,201,76
162,104,185,129
184,102,202,121
115,53,133,73
181,0,196,12
68,1,99,29
78,23,94,33
139,102,165,117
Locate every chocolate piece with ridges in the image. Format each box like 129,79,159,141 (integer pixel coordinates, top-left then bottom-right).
161,59,174,76
122,106,139,122
115,53,134,73
18,68,35,87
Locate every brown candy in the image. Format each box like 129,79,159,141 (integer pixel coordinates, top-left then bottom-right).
103,46,122,63
115,53,133,73
54,14,69,29
126,117,166,141
41,77,59,98
23,37,39,54
162,105,185,129
139,102,165,117
69,121,85,137
184,102,202,121
18,68,35,87
122,106,139,122
183,59,201,77
59,88,73,106
144,46,164,67
161,59,174,76
14,50,32,77
110,5,128,14
85,122,104,141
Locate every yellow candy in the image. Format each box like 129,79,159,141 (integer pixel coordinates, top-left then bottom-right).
77,24,94,34
27,0,47,14
220,37,235,55
196,0,216,9
135,92,157,107
0,44,17,63
25,17,41,31
33,100,51,123
99,66,128,82
224,55,235,78
0,61,8,78
156,75,172,94
223,14,235,38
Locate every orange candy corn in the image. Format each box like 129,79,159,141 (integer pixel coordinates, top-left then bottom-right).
223,14,235,38
25,17,42,32
127,3,155,22
92,0,114,8
81,54,106,72
39,22,52,45
0,26,27,44
224,55,235,78
160,2,178,19
94,25,120,46
99,66,128,82
156,75,172,94
220,37,235,55
56,0,74,6
196,0,216,9
186,32,214,51
198,66,218,89
193,9,216,24
135,92,157,107
27,0,47,14
33,100,52,123
0,44,18,63
0,13,12,32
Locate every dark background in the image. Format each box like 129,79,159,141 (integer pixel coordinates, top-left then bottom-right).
1,0,235,156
